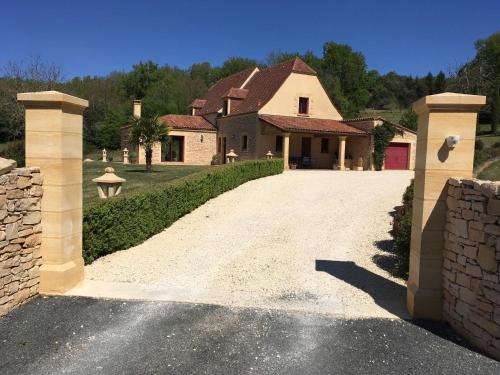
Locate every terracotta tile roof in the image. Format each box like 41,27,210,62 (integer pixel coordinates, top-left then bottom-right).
230,58,316,116
159,114,216,131
222,88,249,99
197,57,317,116
188,99,207,109
343,116,385,122
343,117,417,134
259,114,367,135
198,67,257,115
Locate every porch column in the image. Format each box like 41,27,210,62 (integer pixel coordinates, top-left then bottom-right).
407,93,486,319
338,136,346,171
283,133,290,170
17,91,88,294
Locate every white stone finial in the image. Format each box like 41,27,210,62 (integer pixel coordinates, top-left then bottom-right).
102,148,107,162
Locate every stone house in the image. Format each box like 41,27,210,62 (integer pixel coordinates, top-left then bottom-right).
122,58,416,170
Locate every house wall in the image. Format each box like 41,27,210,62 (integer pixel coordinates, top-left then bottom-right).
217,114,262,162
258,72,343,120
168,129,217,165
0,167,43,317
123,127,216,165
443,178,500,360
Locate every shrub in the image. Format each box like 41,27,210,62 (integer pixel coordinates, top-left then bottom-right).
475,139,485,151
0,140,25,167
83,159,283,263
392,179,414,278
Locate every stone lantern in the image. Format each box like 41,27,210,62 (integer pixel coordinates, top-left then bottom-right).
92,167,126,199
102,148,107,162
266,151,274,160
226,149,238,163
123,148,129,164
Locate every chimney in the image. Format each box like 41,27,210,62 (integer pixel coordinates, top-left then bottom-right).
133,100,141,119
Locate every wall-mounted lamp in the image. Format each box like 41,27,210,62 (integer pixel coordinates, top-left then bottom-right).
200,134,204,143
446,135,460,149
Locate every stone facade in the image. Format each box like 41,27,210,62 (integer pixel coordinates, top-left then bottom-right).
443,177,500,359
0,167,43,317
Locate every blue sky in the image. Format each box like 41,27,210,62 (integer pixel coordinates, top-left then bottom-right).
2,0,499,79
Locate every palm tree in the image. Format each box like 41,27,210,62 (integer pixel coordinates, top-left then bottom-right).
129,114,168,173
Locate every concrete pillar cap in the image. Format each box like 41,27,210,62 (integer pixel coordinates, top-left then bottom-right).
17,90,89,108
413,92,486,113
0,157,17,175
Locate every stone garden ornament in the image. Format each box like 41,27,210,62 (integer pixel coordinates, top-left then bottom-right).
92,167,126,199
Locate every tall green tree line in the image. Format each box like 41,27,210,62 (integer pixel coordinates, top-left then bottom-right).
1,32,498,150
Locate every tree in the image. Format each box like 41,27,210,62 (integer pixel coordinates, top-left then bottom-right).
424,72,434,95
123,61,161,99
434,71,446,93
129,114,168,172
95,110,127,149
320,42,370,117
215,57,258,80
399,108,418,131
448,32,500,133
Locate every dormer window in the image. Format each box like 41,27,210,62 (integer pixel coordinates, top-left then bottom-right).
223,99,229,116
298,97,309,115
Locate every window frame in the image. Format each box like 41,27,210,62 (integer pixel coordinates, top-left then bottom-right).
298,97,309,115
242,134,248,151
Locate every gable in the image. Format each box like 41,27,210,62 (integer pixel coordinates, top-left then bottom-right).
257,72,343,120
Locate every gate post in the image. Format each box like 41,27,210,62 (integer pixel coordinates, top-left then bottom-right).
407,93,485,319
17,91,88,294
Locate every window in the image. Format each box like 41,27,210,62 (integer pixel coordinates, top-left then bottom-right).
321,138,329,153
275,135,283,153
298,97,309,115
242,135,248,151
223,99,229,116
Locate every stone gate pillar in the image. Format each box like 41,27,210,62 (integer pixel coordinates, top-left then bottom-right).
407,93,485,319
17,91,88,294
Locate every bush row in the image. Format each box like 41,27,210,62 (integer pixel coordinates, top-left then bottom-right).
391,179,414,278
83,159,283,264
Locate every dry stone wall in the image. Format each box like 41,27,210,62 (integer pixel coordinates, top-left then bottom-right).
444,177,500,359
0,166,43,317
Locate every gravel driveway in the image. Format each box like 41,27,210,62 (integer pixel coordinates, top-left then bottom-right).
71,170,414,318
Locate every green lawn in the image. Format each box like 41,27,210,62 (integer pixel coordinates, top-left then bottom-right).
83,162,209,205
478,159,500,181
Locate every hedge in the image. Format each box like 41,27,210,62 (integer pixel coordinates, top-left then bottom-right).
82,159,283,264
391,179,414,278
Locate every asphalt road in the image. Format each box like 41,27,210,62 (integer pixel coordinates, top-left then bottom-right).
0,296,499,374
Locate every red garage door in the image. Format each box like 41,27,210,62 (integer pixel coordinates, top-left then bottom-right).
385,143,409,170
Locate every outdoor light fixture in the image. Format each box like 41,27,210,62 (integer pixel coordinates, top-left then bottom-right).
200,134,204,142
446,135,460,149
